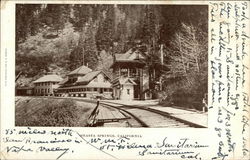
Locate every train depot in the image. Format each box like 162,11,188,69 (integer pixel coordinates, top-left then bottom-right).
55,66,113,98
17,48,160,101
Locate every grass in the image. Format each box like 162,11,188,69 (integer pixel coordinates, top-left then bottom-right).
15,97,95,127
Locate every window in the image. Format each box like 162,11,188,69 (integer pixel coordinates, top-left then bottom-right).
72,78,77,83
48,89,50,93
127,89,130,95
129,68,137,77
104,77,109,83
121,68,128,77
94,88,97,91
114,68,120,77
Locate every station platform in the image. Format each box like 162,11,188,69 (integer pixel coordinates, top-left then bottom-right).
96,106,129,123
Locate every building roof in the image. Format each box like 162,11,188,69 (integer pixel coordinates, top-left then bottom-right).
111,49,146,68
76,70,110,84
119,77,137,85
115,49,145,61
112,77,137,86
33,74,63,83
67,65,92,76
58,77,68,85
76,71,101,84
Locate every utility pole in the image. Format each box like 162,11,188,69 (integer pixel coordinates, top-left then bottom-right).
82,23,89,66
82,47,85,65
160,44,164,91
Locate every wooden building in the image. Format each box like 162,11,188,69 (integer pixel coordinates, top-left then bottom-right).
33,74,63,96
16,86,34,96
55,65,113,99
111,49,152,100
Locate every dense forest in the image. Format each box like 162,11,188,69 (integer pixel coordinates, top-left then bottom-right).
16,4,208,107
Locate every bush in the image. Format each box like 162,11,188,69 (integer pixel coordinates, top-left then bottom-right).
27,99,85,126
160,72,207,111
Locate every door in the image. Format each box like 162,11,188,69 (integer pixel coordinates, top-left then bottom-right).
134,85,139,99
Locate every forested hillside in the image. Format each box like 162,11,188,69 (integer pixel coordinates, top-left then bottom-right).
16,4,208,106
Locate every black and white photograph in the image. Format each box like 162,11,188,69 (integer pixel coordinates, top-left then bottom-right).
15,4,208,128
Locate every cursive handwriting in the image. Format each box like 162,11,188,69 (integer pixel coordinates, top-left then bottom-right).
210,1,250,160
2,128,82,159
83,136,208,159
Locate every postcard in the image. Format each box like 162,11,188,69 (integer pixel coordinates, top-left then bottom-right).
0,0,249,160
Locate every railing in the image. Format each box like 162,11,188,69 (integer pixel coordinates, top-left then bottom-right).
87,101,100,126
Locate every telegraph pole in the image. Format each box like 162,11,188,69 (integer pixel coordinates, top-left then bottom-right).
160,44,164,91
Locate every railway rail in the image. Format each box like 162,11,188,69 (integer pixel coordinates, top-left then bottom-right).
100,103,149,127
18,96,205,128
99,102,204,128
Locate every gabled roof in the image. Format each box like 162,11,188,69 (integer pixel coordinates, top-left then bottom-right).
115,49,145,61
33,74,63,83
111,49,146,68
76,71,101,84
67,65,92,76
76,70,110,84
119,77,137,85
111,77,137,87
58,77,68,85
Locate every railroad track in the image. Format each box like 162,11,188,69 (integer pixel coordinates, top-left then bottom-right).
100,102,204,128
100,103,149,127
28,96,204,128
